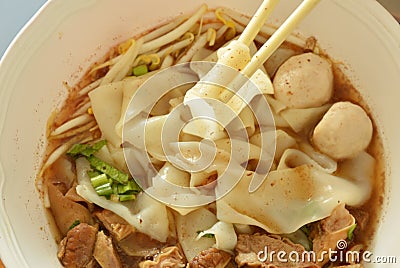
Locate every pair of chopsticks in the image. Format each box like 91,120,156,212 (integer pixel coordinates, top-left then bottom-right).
233,0,321,191
238,0,320,78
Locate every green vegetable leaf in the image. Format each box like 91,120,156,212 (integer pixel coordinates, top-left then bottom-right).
67,143,90,157
196,231,215,238
347,223,357,240
300,225,310,236
87,155,129,185
69,220,81,230
202,233,215,238
67,140,107,157
91,140,107,151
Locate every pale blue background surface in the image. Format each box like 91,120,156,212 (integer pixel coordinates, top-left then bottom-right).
0,0,47,58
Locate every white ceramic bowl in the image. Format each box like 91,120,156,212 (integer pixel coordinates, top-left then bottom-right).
0,0,399,267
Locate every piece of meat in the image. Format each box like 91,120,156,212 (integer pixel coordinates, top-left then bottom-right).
139,246,186,268
65,183,86,202
95,209,163,257
93,231,122,268
118,231,164,257
347,208,369,243
48,156,77,194
85,259,101,268
94,210,134,241
48,183,93,236
58,223,98,268
235,233,318,267
189,247,231,268
310,204,356,266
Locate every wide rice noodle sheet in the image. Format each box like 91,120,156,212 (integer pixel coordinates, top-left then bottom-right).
216,148,374,234
88,75,149,148
175,208,217,261
196,221,237,253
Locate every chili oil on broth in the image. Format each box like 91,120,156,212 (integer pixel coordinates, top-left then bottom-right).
37,9,385,267
331,64,385,248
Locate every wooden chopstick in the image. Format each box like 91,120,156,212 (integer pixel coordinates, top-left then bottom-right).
243,0,321,78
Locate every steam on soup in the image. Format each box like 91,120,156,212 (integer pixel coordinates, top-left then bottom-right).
38,4,384,268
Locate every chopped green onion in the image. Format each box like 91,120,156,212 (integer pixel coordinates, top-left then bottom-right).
117,180,141,194
119,194,136,202
129,180,141,192
347,223,357,240
95,182,113,196
69,220,81,230
110,194,120,202
87,170,101,178
90,173,109,189
117,184,130,194
87,155,129,185
133,64,148,76
69,140,142,201
112,183,119,195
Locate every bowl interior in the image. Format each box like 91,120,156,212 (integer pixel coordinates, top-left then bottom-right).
0,0,399,267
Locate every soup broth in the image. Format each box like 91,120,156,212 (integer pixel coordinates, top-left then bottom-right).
38,5,384,268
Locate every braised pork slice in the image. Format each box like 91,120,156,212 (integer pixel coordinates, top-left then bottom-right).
85,259,101,268
189,247,231,268
139,246,186,268
95,209,163,257
93,231,122,268
48,183,93,236
310,204,355,266
94,210,134,241
58,223,98,268
235,233,319,267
